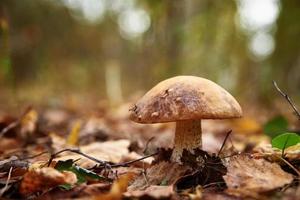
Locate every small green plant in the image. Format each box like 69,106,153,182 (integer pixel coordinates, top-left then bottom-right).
271,132,300,156
55,159,104,189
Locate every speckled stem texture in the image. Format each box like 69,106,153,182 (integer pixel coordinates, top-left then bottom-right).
171,120,202,162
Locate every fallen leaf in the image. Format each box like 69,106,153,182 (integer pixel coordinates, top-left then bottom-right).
124,185,174,199
55,159,104,184
49,132,68,151
43,109,70,126
0,137,20,152
55,139,131,168
35,182,111,199
94,174,134,200
20,108,38,138
120,151,153,168
223,155,293,194
128,161,190,191
67,120,82,145
19,167,77,196
254,142,300,160
0,156,28,172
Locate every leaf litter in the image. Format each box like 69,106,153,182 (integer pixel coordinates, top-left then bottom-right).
0,98,299,199
223,155,293,195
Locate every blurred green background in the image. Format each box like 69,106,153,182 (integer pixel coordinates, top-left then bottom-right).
0,0,299,109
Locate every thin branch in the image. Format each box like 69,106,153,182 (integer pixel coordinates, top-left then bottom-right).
48,148,108,167
110,152,158,168
20,151,48,161
281,135,291,158
273,81,300,120
0,121,19,139
217,130,232,156
277,156,300,177
48,148,157,169
0,167,13,197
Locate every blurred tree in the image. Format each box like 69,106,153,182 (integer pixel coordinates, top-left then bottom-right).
271,0,300,95
0,0,299,106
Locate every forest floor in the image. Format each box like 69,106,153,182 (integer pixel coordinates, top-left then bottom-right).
0,87,300,199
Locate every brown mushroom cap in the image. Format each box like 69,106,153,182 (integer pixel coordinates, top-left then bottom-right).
130,76,242,123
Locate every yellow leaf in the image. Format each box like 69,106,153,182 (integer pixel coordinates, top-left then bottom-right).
67,120,82,146
94,174,134,200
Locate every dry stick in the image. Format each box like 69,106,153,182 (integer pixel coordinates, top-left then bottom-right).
110,152,158,168
281,134,291,158
277,156,300,177
0,121,19,139
217,130,232,157
0,167,13,197
19,151,48,161
47,148,108,167
48,148,158,168
273,81,300,120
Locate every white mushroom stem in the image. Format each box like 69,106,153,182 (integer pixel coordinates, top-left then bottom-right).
171,119,202,162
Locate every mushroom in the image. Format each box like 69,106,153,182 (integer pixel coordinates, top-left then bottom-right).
130,76,242,162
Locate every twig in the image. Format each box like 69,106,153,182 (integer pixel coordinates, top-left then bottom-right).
48,148,108,167
281,135,291,158
273,81,300,120
19,151,48,161
48,148,158,169
110,152,158,168
0,121,19,139
277,156,300,177
0,167,13,197
217,130,232,156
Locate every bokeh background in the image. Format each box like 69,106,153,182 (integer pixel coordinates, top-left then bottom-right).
0,0,299,111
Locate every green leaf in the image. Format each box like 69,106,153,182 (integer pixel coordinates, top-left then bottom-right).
55,159,104,184
55,159,73,171
59,183,73,190
264,115,288,138
74,165,102,181
271,132,300,150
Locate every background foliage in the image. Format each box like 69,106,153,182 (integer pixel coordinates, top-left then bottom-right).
0,0,299,109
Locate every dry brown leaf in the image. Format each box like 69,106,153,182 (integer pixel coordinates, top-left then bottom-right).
20,109,38,137
43,109,70,126
0,137,22,153
94,174,134,200
49,132,68,151
128,161,190,191
120,151,153,167
254,142,300,160
124,185,174,199
223,155,293,193
19,167,77,196
54,139,131,168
